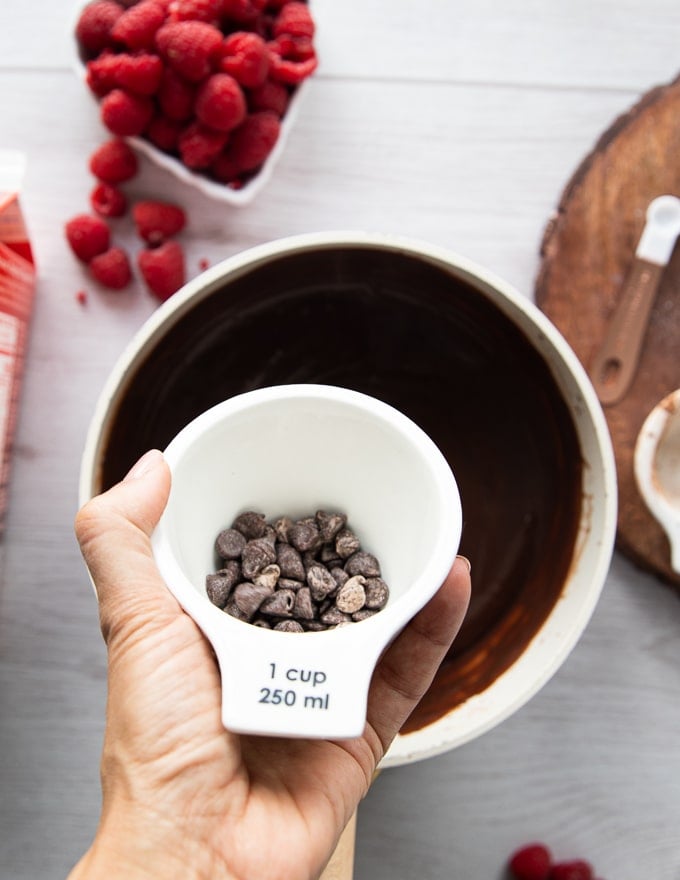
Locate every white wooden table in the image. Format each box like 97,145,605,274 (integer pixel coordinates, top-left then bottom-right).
2,2,680,877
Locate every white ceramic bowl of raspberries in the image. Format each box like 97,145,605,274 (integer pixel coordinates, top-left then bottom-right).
73,0,318,206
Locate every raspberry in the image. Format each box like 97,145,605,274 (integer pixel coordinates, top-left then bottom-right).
132,200,187,245
89,247,132,289
65,214,111,262
76,0,124,56
268,48,317,85
220,0,267,24
195,73,246,131
178,121,228,168
146,114,182,151
86,53,121,97
549,861,594,880
155,21,223,82
158,68,197,121
509,844,552,880
138,241,186,301
111,0,167,51
91,182,128,217
272,1,314,38
89,139,138,183
100,89,155,136
114,53,165,96
220,32,270,88
168,0,222,24
247,78,289,116
227,110,280,172
76,290,89,306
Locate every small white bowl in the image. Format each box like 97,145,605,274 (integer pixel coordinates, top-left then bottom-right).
71,1,309,206
150,384,462,738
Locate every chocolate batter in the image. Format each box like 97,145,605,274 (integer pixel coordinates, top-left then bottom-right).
96,245,583,732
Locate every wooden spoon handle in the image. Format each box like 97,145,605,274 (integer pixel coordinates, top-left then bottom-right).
589,257,664,406
319,811,357,880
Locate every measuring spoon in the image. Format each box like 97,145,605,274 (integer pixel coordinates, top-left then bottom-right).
590,195,680,406
634,388,680,573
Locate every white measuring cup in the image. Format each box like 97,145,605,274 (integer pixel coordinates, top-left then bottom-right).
150,384,462,739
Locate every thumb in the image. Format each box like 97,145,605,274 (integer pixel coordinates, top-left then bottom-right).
75,449,178,643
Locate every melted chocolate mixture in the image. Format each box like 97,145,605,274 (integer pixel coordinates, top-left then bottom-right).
97,246,582,732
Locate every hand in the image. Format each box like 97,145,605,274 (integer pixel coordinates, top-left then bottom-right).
70,449,471,880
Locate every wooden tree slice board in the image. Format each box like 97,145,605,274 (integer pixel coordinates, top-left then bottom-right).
536,74,680,591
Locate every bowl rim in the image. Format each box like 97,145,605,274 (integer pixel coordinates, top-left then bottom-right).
79,230,618,766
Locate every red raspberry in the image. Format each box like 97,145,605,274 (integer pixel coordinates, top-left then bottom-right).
268,44,317,85
89,247,132,289
272,1,314,38
211,151,240,184
65,214,111,262
90,182,128,217
155,21,223,82
89,139,138,183
178,122,228,168
271,33,315,60
549,861,594,880
113,53,164,96
76,0,124,56
195,73,246,131
248,78,289,116
101,89,155,136
86,53,121,97
509,844,552,880
220,32,270,88
158,68,196,121
111,0,167,51
168,0,222,24
76,290,89,306
146,114,182,151
132,200,187,245
228,110,280,172
138,241,186,301
221,0,266,24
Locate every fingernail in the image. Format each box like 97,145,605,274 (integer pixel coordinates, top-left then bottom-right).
456,554,472,574
123,449,164,482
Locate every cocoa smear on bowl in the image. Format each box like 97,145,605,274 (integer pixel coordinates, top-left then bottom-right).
95,246,582,732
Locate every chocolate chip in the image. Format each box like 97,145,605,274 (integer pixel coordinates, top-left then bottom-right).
335,575,367,613
232,511,268,540
241,537,277,579
289,519,321,552
274,620,305,633
233,582,273,619
215,528,246,560
306,564,337,602
335,528,361,559
259,588,296,618
276,542,306,580
364,576,390,610
253,563,280,590
345,551,381,578
316,510,347,542
205,562,239,607
293,586,316,620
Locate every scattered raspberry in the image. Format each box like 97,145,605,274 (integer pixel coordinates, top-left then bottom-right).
220,31,269,88
178,121,228,168
227,110,280,172
146,114,183,151
100,88,155,136
138,240,186,301
75,289,89,306
272,1,314,38
132,200,186,245
155,20,224,82
110,0,167,51
89,247,133,289
248,78,289,116
549,862,594,880
168,0,222,24
76,1,124,56
91,181,128,217
195,73,246,131
509,844,552,880
89,139,139,183
65,214,111,262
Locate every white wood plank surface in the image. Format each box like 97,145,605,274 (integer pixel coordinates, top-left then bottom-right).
1,2,679,878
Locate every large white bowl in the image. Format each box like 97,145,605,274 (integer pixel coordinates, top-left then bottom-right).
79,232,617,767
